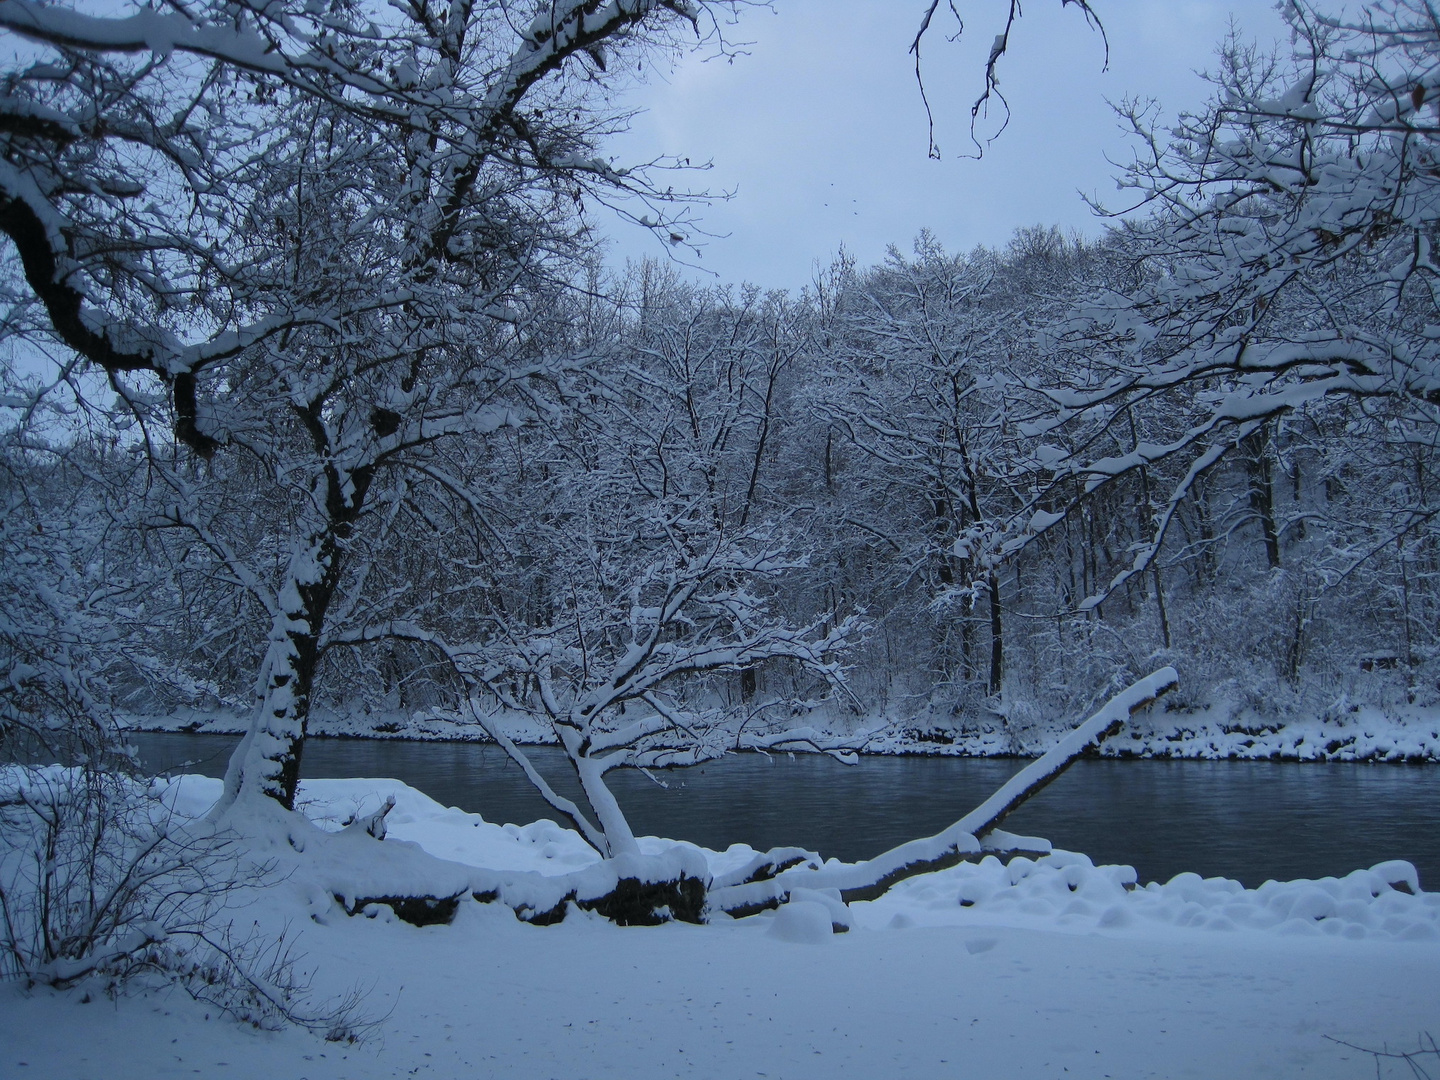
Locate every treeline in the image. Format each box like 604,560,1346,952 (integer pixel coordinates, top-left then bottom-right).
9,226,1436,756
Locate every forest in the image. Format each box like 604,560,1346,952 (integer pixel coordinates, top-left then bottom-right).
2,1,1439,1076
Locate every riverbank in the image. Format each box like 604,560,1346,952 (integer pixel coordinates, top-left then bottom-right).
886,699,1440,762
3,773,1438,1080
122,697,1440,762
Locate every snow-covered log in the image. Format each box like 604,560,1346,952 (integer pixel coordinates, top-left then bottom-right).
709,667,1179,913
945,666,1179,844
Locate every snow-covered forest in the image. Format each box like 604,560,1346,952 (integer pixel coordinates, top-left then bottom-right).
6,2,1440,773
3,1,1439,1076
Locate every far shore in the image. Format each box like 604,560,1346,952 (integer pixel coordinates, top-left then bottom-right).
123,702,1440,764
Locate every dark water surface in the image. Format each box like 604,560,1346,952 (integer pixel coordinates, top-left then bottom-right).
128,732,1440,889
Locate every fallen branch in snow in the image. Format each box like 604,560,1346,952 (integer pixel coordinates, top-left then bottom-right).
341,795,396,841
708,847,823,890
709,667,1179,913
948,666,1179,843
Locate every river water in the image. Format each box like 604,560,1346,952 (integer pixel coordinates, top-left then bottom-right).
128,732,1440,889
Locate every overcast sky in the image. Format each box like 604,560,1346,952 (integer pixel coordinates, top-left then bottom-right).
600,1,1290,291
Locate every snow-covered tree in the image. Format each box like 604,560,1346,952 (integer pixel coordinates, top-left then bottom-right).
408,278,859,858
1,0,733,813
1007,0,1440,626
1,436,128,760
463,510,857,858
818,238,1023,697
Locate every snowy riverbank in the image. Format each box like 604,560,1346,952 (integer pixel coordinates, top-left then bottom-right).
3,773,1438,1079
123,697,1440,762
884,699,1440,762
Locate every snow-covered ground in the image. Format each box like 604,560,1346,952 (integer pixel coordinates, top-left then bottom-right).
3,774,1437,1079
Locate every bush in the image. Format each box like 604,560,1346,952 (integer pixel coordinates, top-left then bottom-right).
0,764,376,1036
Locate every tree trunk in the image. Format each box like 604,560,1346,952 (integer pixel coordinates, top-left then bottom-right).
573,753,639,858
1153,562,1172,650
216,534,339,812
213,433,370,815
1192,477,1216,585
1242,427,1281,569
986,570,1003,695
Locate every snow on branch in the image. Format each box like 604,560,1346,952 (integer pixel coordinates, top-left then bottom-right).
709,668,1178,912
989,2,1440,608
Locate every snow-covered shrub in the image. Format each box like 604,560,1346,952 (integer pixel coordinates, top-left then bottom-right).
0,764,373,1035
0,765,180,987
997,696,1046,755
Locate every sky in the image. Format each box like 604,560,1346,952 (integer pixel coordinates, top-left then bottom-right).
600,1,1291,291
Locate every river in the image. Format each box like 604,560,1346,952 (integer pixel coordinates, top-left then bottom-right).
128,732,1440,889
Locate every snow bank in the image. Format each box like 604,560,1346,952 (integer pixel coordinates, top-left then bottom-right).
123,705,557,744
867,699,1440,761
1111,701,1440,762
159,775,714,925
858,849,1440,943
7,768,1439,1080
144,772,1440,945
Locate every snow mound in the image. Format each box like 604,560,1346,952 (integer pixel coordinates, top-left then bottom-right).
859,850,1439,942
123,698,1440,762
768,900,834,943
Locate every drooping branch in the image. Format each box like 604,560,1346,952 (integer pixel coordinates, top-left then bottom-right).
910,0,1107,159
330,620,611,854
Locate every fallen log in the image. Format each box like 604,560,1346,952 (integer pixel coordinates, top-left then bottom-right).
341,891,466,926
710,667,1179,913
952,666,1179,841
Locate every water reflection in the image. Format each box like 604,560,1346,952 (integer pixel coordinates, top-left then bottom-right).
127,732,1440,889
